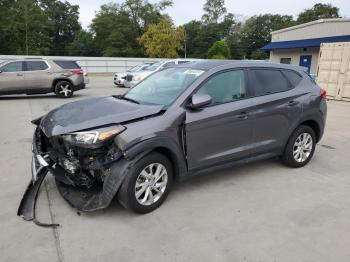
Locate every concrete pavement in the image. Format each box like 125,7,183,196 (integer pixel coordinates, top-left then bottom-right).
1,77,350,262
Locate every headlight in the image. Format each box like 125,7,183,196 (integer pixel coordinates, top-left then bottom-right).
63,125,125,145
133,75,143,81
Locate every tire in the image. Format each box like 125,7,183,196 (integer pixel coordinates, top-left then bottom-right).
118,152,173,214
54,81,74,98
281,125,316,168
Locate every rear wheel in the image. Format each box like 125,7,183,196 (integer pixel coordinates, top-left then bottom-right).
118,152,173,213
282,125,316,168
55,81,74,98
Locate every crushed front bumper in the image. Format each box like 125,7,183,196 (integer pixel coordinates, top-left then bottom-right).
17,154,59,227
17,128,141,226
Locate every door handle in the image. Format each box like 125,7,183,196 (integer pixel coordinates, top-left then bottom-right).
237,112,249,120
17,73,23,76
287,100,299,107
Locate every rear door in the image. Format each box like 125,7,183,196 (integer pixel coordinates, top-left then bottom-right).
248,68,303,155
185,69,255,170
0,61,25,93
24,61,52,92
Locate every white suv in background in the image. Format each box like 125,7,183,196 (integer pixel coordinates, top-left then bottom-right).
124,59,199,88
113,62,154,87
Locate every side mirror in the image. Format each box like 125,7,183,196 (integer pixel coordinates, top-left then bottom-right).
189,94,212,109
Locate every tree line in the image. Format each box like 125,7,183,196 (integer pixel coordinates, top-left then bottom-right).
0,0,341,59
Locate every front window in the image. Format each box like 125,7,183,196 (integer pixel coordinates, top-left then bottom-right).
0,61,23,72
124,68,204,106
196,70,247,104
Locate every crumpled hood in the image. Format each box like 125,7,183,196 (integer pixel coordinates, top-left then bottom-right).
40,96,164,137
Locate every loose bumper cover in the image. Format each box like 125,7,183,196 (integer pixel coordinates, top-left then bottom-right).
17,128,140,226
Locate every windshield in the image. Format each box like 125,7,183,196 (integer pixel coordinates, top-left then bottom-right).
123,68,204,106
128,64,144,72
144,61,164,71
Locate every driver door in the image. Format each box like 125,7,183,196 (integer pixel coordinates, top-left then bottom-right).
0,61,25,93
185,69,255,170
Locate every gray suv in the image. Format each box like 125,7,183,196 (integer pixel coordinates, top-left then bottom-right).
18,61,327,224
0,59,86,98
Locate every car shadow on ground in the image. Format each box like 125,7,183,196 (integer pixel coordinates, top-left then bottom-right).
0,93,87,100
81,158,281,219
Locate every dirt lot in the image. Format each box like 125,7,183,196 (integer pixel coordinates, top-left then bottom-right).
1,77,350,262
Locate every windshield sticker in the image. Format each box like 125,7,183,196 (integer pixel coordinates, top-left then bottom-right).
184,69,204,76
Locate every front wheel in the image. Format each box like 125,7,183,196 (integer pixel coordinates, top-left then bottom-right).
118,152,173,213
55,81,74,98
282,125,316,168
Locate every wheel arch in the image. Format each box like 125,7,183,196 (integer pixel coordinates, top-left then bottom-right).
52,78,73,92
123,137,188,181
298,119,321,142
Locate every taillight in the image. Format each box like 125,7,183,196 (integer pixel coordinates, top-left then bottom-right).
71,69,83,75
320,88,327,99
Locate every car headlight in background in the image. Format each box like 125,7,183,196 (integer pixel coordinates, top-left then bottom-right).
132,75,143,81
63,125,126,145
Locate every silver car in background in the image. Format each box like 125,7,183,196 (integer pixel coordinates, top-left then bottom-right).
113,62,154,87
0,59,87,98
124,59,199,88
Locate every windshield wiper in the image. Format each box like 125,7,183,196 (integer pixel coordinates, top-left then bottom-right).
113,95,140,104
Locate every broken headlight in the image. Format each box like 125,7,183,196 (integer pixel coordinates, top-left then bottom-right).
62,125,125,145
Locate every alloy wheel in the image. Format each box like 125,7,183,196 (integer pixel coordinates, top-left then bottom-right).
58,84,72,97
135,163,168,206
293,132,313,163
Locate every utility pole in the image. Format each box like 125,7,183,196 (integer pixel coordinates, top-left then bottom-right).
25,1,29,55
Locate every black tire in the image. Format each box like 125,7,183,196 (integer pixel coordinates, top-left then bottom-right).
281,125,316,168
118,152,173,214
54,80,74,98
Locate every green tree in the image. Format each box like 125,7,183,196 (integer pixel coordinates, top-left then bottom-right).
91,0,172,57
297,3,340,24
41,0,81,55
208,40,230,59
139,19,185,58
226,23,245,59
240,14,295,58
202,0,227,24
0,0,49,55
68,30,100,56
123,0,173,35
183,14,235,58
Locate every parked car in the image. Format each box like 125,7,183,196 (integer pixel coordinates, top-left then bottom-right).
0,59,87,98
18,61,327,223
124,59,198,88
113,63,154,87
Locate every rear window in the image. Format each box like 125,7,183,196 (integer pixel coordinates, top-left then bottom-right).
282,70,302,87
250,69,291,96
54,60,81,69
25,61,48,71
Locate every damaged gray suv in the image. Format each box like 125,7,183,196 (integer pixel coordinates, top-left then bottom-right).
18,61,327,223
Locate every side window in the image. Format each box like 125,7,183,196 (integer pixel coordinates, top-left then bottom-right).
197,70,246,105
0,61,23,72
250,69,290,96
54,60,81,69
25,61,48,71
282,70,302,87
280,58,291,64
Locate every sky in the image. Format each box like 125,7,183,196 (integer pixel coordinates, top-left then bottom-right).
65,0,350,29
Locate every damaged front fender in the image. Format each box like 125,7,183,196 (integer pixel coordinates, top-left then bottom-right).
54,150,151,212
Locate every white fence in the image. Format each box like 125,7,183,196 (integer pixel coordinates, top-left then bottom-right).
0,55,165,73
